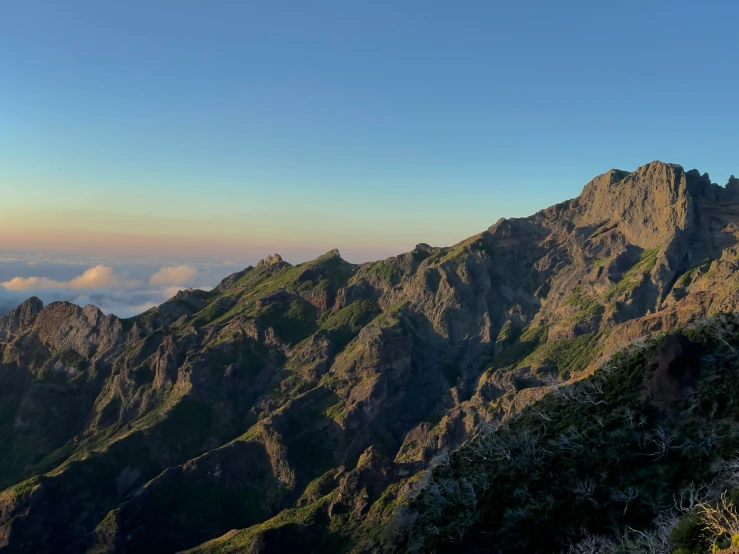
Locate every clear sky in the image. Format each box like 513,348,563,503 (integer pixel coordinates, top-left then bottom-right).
2,0,738,269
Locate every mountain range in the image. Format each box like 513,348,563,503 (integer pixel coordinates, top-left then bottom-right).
2,161,739,553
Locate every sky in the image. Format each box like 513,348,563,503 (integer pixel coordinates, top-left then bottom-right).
1,0,738,316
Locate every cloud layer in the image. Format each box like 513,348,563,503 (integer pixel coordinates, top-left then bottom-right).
1,265,133,292
0,260,210,318
1,264,200,293
149,265,199,286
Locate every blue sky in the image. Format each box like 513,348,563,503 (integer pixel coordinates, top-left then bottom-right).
1,1,738,314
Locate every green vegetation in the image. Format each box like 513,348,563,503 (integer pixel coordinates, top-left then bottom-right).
606,248,659,300
496,320,521,344
319,300,381,350
592,255,613,268
192,315,739,554
470,237,496,257
676,258,713,287
437,245,470,266
209,251,354,326
324,401,346,422
189,297,233,326
564,287,604,323
395,315,739,553
491,324,550,368
424,250,446,265
349,261,402,285
412,249,432,263
192,493,343,553
202,333,272,382
10,475,41,499
35,349,89,383
372,262,402,282
516,331,606,378
298,470,341,507
256,299,317,345
56,349,87,370
433,237,495,267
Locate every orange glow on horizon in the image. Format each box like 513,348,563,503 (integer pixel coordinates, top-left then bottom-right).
0,226,408,265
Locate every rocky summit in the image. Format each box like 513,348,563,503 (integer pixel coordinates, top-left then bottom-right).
3,161,739,553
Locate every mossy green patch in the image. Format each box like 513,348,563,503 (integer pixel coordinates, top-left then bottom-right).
592,255,613,268
189,492,342,553
492,324,550,368
516,331,606,378
212,253,354,326
564,289,604,323
606,248,659,300
496,321,521,344
10,475,41,499
675,258,712,287
253,299,318,345
350,261,403,285
319,300,381,351
55,349,87,370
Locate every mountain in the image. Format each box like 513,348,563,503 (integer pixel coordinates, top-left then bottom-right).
2,161,739,553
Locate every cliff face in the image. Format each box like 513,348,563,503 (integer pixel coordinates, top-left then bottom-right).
1,161,739,553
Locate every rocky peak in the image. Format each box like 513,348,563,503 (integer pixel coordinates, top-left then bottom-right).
257,253,284,267
213,266,254,293
82,304,106,325
32,301,124,358
15,297,44,322
727,175,739,197
575,161,693,249
685,170,739,202
0,297,44,341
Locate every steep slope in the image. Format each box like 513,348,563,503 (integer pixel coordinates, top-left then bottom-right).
1,161,739,553
370,315,739,553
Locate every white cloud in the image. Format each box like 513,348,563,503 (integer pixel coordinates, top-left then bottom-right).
0,255,229,319
2,276,60,291
149,265,199,287
1,265,135,292
69,265,122,289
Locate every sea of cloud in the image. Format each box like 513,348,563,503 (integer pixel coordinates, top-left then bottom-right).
0,252,238,318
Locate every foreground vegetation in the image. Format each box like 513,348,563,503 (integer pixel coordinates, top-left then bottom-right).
391,315,739,553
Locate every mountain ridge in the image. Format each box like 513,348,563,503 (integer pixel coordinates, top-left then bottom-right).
2,161,739,552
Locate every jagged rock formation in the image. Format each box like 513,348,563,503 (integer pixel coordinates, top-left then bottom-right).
1,161,739,553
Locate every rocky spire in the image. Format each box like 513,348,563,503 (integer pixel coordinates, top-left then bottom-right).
727,175,739,197
257,253,284,267
575,161,694,250
0,296,44,341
